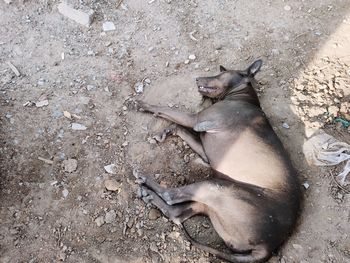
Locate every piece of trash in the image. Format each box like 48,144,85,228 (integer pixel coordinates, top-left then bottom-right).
103,21,116,31
35,100,49,108
134,82,144,93
303,182,310,190
38,157,54,164
335,118,350,128
63,111,72,119
104,164,117,174
71,123,87,130
58,2,94,27
7,62,21,77
303,131,350,185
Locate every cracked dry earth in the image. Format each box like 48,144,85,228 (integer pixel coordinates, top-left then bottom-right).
1,1,350,262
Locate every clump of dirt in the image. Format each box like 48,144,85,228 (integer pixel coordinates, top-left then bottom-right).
291,58,350,130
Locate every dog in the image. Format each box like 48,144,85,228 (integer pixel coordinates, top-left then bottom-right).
134,60,301,262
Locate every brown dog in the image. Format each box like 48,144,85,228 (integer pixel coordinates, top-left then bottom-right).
135,60,301,262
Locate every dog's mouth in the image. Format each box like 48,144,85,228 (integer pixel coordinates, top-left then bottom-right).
198,85,216,93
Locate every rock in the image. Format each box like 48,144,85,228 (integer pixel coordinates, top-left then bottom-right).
86,85,96,91
144,78,151,84
58,2,94,27
103,21,116,31
7,62,20,77
282,122,290,129
134,82,144,93
105,210,116,224
63,158,78,173
184,59,190,64
188,54,196,60
104,164,117,174
104,179,120,191
3,0,12,4
303,182,310,189
328,105,339,117
71,123,87,130
35,100,49,108
284,5,291,11
62,189,69,198
63,111,72,119
95,216,105,227
148,208,161,220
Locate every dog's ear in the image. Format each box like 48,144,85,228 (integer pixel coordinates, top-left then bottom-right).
246,59,262,77
219,65,227,72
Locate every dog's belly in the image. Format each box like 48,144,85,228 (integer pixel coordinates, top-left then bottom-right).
203,129,287,189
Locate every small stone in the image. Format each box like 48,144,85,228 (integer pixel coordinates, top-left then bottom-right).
144,78,151,84
184,154,190,163
95,216,105,227
63,111,72,119
63,158,78,173
102,21,116,31
188,54,196,60
184,59,190,64
86,85,96,91
105,210,116,224
71,123,87,130
122,141,129,147
292,244,303,250
134,82,144,93
282,122,290,129
104,164,117,174
37,78,45,86
148,208,161,220
58,2,94,27
35,100,49,108
122,106,127,111
104,179,120,191
328,105,339,117
62,189,69,198
148,137,157,144
303,182,310,189
284,5,291,11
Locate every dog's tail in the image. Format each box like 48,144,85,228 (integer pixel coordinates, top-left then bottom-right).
180,224,270,263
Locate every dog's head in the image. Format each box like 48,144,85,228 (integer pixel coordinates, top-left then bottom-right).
196,59,262,99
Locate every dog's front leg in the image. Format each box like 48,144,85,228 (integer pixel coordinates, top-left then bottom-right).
137,100,197,128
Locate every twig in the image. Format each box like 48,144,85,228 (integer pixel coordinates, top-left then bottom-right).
7,62,21,77
330,171,350,194
116,0,123,8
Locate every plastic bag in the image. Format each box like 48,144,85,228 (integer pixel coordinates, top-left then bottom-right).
303,131,350,185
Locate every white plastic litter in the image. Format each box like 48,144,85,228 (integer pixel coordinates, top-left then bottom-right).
303,131,350,185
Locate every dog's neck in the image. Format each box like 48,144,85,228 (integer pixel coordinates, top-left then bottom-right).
221,79,260,107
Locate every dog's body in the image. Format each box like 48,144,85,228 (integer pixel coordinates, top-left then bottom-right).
135,60,301,262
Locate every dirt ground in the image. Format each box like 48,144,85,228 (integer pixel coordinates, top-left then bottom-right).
1,0,350,262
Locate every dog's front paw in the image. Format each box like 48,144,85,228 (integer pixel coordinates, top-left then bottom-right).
153,124,177,142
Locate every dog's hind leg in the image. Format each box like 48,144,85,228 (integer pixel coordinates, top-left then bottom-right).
139,176,223,205
141,186,205,224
